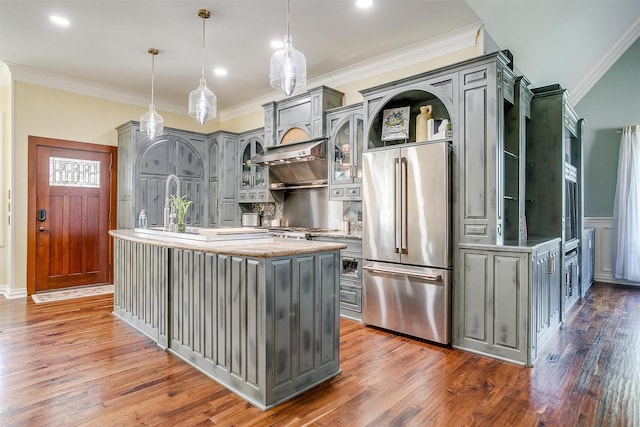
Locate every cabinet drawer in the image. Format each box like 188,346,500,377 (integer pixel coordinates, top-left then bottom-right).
238,192,248,201
339,283,362,312
345,186,361,197
331,187,344,198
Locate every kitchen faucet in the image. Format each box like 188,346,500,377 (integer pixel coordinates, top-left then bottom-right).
164,174,181,231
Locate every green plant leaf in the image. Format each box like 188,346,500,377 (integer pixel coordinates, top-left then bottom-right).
170,194,193,224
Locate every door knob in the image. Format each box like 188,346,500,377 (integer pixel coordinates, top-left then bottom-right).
38,226,50,232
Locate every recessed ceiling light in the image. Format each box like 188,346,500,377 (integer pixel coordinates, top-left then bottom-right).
356,0,373,8
50,15,70,27
271,40,284,49
214,68,227,77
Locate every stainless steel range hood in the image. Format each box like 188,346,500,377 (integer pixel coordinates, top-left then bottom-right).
253,137,328,188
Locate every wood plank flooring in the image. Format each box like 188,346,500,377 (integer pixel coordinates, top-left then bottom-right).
1,282,638,426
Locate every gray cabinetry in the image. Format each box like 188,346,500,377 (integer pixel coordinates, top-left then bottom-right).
504,76,533,243
117,121,208,229
457,54,516,245
456,246,529,364
262,86,343,146
530,238,561,363
238,129,273,203
582,228,595,293
527,85,584,316
111,234,343,409
169,247,340,409
360,51,516,247
327,104,363,201
456,238,561,366
210,131,240,227
208,138,219,227
313,236,363,320
112,238,169,348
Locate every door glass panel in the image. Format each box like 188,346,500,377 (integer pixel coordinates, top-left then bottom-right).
241,144,251,188
49,157,100,188
355,118,364,179
254,142,266,188
334,121,351,181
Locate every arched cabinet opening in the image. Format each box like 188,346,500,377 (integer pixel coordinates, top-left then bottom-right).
366,89,454,150
238,132,273,204
135,136,204,228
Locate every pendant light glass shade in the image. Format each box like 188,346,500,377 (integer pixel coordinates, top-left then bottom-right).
140,48,164,139
270,0,306,96
189,9,217,124
270,34,306,96
189,78,217,125
140,104,163,140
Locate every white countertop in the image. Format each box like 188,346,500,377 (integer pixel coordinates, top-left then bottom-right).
110,229,347,258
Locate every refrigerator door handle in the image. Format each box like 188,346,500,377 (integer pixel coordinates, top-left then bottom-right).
394,157,401,253
363,265,443,283
400,156,408,254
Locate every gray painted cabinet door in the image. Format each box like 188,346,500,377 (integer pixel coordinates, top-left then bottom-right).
457,248,529,364
458,62,502,245
218,135,239,226
136,135,205,228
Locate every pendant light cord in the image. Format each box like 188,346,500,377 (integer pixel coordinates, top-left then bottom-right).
150,53,155,105
286,0,290,37
201,14,206,80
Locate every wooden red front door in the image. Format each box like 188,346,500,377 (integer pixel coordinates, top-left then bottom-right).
29,137,115,293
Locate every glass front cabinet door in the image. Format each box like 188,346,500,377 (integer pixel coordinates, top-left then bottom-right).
328,104,363,201
238,136,272,203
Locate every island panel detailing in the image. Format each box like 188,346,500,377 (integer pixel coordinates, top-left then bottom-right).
113,238,169,348
110,231,343,410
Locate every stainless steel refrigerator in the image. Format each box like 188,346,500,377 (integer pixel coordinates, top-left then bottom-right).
362,141,451,344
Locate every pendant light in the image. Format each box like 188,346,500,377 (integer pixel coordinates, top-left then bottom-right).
140,48,164,140
188,9,217,124
269,0,306,96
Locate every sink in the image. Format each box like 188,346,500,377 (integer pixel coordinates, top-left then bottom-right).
133,227,272,242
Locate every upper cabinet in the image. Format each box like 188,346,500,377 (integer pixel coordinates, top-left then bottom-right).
116,121,207,230
360,51,517,246
210,131,241,227
457,54,517,246
237,129,272,203
262,86,343,146
526,85,583,246
327,104,364,201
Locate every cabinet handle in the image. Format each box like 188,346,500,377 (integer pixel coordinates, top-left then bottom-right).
548,256,556,274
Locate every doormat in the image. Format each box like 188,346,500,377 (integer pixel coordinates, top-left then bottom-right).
31,284,114,304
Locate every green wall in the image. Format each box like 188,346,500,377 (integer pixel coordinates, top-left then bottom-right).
576,37,640,217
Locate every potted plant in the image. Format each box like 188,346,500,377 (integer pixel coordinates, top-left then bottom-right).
170,194,193,233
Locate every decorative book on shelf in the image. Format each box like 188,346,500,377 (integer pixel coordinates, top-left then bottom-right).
381,106,410,141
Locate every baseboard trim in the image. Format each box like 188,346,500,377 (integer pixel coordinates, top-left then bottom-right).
0,285,28,299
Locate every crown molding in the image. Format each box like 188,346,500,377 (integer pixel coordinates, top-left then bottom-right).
6,23,481,124
570,16,640,105
5,62,187,115
220,23,481,121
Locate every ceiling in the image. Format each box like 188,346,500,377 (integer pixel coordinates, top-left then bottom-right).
1,1,639,121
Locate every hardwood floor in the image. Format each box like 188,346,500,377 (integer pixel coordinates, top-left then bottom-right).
1,282,638,426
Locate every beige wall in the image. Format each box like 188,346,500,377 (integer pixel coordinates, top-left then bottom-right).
2,42,481,294
0,85,9,287
6,82,223,293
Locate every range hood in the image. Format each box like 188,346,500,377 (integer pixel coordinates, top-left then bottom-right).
253,137,328,188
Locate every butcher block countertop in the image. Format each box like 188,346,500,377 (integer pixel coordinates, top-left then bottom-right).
109,229,347,258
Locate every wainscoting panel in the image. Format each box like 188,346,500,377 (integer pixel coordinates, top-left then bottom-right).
585,217,639,287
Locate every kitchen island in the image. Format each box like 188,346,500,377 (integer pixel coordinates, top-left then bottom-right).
109,229,346,410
